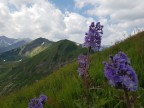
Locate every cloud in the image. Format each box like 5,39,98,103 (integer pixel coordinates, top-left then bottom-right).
1,0,143,46
0,0,63,39
74,0,144,45
64,12,95,43
0,0,96,44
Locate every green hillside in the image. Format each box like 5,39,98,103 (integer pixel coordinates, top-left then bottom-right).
0,61,19,80
0,48,23,62
0,39,86,95
0,37,52,62
0,32,143,108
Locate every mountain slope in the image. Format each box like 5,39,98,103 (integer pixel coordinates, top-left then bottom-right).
0,36,17,48
0,36,30,53
0,39,87,95
0,48,23,62
0,37,53,61
0,40,28,54
0,31,143,108
20,37,53,57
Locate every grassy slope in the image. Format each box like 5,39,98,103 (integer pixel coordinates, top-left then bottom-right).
0,48,23,61
0,62,18,80
0,39,86,95
27,45,48,57
20,37,53,57
0,32,144,108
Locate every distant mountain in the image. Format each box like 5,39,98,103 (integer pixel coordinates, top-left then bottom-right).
0,40,28,53
0,36,31,53
0,39,87,95
0,36,17,48
0,37,53,61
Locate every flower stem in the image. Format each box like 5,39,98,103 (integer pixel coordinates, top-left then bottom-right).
124,89,131,108
84,47,91,105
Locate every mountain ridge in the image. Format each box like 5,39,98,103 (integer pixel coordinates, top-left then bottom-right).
0,36,31,53
0,37,53,61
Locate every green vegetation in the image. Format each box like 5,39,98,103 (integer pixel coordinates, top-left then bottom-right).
0,62,18,80
20,37,53,57
0,39,86,95
0,48,23,61
0,61,19,95
0,32,143,107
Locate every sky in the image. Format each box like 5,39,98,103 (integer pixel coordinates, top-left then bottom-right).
0,0,144,45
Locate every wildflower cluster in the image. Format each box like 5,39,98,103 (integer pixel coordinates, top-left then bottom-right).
82,22,103,51
77,22,103,104
77,22,103,80
103,52,138,91
28,94,47,108
78,21,139,107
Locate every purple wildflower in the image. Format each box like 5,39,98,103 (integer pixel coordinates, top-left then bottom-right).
28,94,47,108
82,22,103,51
77,68,85,77
78,55,88,68
39,94,47,103
103,52,138,91
28,98,43,108
77,55,88,77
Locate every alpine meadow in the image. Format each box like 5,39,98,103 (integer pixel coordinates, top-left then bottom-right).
0,0,144,108
0,27,144,108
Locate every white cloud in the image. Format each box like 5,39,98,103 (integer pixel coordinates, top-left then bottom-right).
0,0,65,39
1,0,143,46
0,0,96,44
64,12,95,43
74,0,144,45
